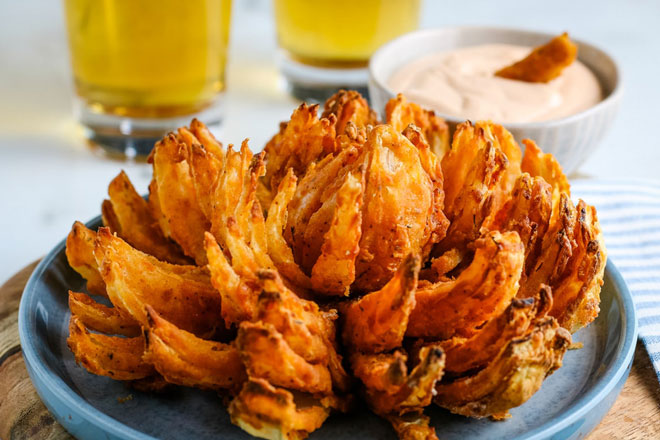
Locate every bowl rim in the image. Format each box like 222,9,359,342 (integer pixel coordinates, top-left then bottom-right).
368,25,623,128
18,214,638,440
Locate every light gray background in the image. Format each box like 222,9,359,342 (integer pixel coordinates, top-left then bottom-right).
1,0,658,284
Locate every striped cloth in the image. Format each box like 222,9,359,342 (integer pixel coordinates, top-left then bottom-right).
572,178,660,382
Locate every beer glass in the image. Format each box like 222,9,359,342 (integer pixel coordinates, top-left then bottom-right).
63,0,232,157
273,0,420,101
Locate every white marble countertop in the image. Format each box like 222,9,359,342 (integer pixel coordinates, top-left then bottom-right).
1,0,658,285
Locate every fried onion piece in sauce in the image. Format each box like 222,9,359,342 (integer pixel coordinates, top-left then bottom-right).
495,33,578,83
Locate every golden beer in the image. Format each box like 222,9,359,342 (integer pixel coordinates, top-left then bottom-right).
273,0,421,67
63,0,232,119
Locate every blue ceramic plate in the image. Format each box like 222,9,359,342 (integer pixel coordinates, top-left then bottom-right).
19,216,638,440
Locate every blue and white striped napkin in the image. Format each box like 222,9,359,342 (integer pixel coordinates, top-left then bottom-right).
572,178,660,382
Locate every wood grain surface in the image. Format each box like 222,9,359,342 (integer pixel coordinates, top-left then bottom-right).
0,263,658,440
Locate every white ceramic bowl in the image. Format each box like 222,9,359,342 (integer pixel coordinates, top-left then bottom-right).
368,27,622,175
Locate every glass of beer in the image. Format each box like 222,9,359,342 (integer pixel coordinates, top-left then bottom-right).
63,0,232,157
273,0,421,101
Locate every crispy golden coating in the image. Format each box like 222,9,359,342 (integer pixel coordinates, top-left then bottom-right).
261,89,374,209
439,123,513,252
351,345,445,416
407,231,525,339
264,103,337,193
521,139,571,196
477,136,604,333
102,171,191,264
67,315,154,381
203,146,280,326
425,248,464,280
284,123,447,293
210,142,258,251
68,290,140,337
95,227,222,337
387,411,439,440
149,133,210,264
66,221,107,297
354,125,447,291
386,93,450,159
480,121,523,199
63,96,607,440
517,194,576,299
188,118,224,157
229,379,330,440
205,231,259,326
547,201,605,332
265,169,314,289
237,322,332,394
285,147,360,273
434,317,571,420
187,141,224,222
342,254,420,353
495,33,577,83
143,307,245,391
256,271,330,363
481,173,553,283
176,121,224,161
310,171,363,295
402,125,449,247
440,287,551,375
256,270,352,394
442,121,522,215
322,89,379,135
519,194,606,332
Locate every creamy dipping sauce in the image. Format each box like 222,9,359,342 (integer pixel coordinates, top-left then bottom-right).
388,44,602,123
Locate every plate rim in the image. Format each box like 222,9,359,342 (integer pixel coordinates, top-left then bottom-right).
18,215,639,440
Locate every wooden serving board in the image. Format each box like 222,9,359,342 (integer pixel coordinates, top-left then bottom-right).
1,262,659,440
